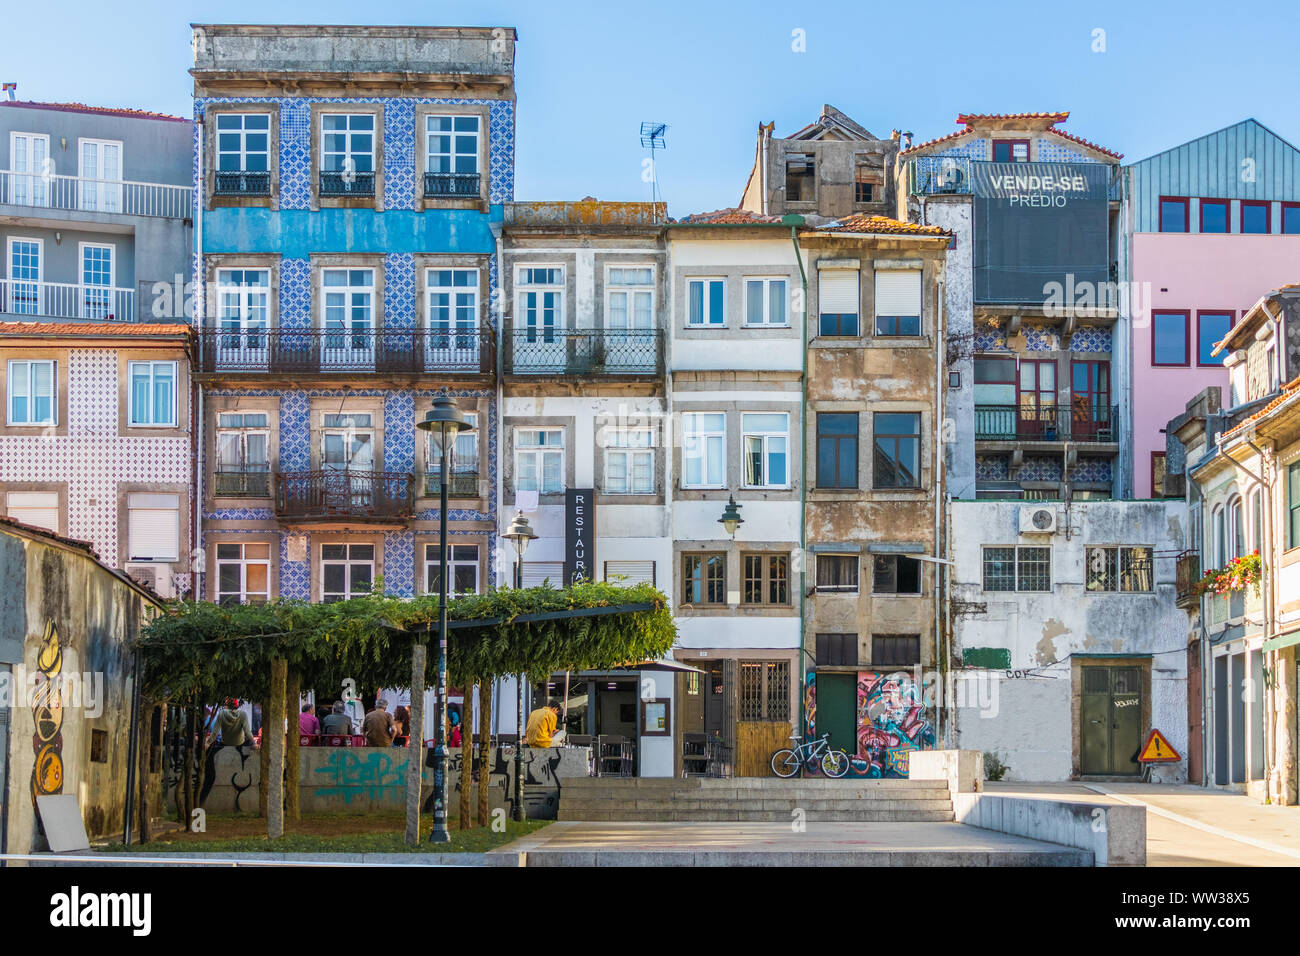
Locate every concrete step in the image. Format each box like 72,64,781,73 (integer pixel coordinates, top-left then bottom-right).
558,797,955,812
558,788,953,803
562,776,942,790
557,808,957,823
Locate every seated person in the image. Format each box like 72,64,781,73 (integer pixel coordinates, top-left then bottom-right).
524,699,562,748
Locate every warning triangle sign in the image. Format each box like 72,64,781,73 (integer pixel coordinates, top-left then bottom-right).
1138,728,1181,763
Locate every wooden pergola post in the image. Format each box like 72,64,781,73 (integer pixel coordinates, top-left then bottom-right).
405,643,426,845
267,658,286,840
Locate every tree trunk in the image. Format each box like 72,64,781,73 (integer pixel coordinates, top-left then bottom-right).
267,660,287,840
405,643,426,845
137,703,152,844
258,697,270,818
460,682,474,828
478,682,492,828
180,703,195,825
285,671,300,825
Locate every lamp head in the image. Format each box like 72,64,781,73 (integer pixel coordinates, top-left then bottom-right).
718,495,744,538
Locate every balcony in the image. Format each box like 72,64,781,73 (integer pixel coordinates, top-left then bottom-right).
197,328,492,377
214,170,271,197
0,169,192,218
319,171,375,197
422,471,481,498
1,278,135,322
424,172,480,198
974,403,1118,444
276,470,414,523
505,329,662,377
1175,550,1200,609
213,469,271,498
907,157,973,196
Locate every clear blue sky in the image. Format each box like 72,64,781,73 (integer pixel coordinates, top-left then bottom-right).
5,0,1297,216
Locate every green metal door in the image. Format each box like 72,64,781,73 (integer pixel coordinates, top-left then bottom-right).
1081,666,1142,775
816,673,857,762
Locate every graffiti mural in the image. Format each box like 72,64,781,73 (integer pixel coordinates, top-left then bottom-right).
313,750,409,805
851,671,935,778
31,622,64,806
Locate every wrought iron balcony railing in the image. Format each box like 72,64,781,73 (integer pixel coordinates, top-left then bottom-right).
213,469,271,498
1,278,135,321
423,471,481,498
424,172,481,198
0,168,193,218
907,157,974,196
1175,550,1200,608
197,328,492,375
319,170,376,197
974,403,1118,443
505,329,662,376
214,170,271,196
276,470,414,522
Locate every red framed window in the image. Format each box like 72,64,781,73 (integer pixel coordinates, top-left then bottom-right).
1152,310,1190,367
1200,199,1229,234
1159,196,1189,233
1241,200,1271,234
1071,360,1111,441
1283,202,1300,235
1017,359,1057,438
992,140,1030,163
1196,310,1235,366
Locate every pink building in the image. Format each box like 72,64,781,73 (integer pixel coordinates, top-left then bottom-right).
1125,119,1300,498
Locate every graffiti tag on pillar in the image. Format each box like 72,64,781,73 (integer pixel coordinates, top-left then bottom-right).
31,621,64,806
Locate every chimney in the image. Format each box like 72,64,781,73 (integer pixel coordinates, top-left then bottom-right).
2,83,16,102
902,131,914,149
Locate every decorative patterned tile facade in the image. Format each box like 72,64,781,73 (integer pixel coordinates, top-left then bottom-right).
974,319,1113,356
975,455,1009,482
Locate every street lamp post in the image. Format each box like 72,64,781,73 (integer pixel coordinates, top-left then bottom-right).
415,389,470,844
502,511,538,822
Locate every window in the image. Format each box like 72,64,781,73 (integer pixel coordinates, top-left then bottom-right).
321,270,375,367
215,412,270,496
682,553,726,605
215,113,270,190
1250,490,1263,552
1152,311,1189,366
1085,546,1154,592
992,140,1029,163
78,138,122,212
1267,346,1278,392
982,546,1050,591
687,278,725,326
604,560,656,585
815,554,859,593
874,412,921,488
738,660,790,722
742,553,788,605
128,361,176,426
425,114,480,195
608,267,654,338
517,267,563,346
1200,199,1229,234
321,543,374,602
742,412,789,488
681,412,725,488
1284,203,1300,235
216,269,271,350
6,491,58,532
427,268,479,345
816,412,858,488
874,270,921,336
1288,463,1300,550
975,355,1016,385
815,633,857,667
818,270,859,336
854,162,881,203
320,113,374,172
1241,201,1270,234
215,542,270,605
425,543,480,596
127,493,179,562
515,428,564,494
1212,505,1226,567
426,412,478,495
80,243,114,319
744,277,788,327
9,132,49,206
7,237,41,314
1159,197,1189,233
1196,311,1234,366
872,634,921,667
519,561,564,587
7,359,54,425
1228,498,1245,561
605,427,654,495
786,153,814,202
872,554,921,594
321,413,374,473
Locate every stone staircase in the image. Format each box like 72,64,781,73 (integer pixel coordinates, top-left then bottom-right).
556,776,955,823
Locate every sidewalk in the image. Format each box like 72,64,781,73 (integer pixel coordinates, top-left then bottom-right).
987,781,1300,866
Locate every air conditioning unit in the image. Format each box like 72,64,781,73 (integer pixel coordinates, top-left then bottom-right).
125,563,173,598
1019,506,1058,535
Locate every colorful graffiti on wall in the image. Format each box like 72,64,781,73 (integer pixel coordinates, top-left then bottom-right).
852,671,935,778
31,622,64,805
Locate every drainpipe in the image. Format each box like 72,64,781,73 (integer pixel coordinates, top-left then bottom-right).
490,220,504,585
790,220,808,738
934,268,946,749
761,127,769,217
194,112,205,600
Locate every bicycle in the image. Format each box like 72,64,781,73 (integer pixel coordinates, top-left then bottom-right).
769,733,851,778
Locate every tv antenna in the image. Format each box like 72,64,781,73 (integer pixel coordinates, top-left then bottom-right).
640,121,667,219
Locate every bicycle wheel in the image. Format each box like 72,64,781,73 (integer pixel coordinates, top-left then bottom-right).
770,748,801,778
820,749,851,778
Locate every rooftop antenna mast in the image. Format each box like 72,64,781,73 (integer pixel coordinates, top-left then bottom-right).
640,121,667,221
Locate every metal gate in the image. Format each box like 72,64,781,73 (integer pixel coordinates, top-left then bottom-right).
1081,665,1142,775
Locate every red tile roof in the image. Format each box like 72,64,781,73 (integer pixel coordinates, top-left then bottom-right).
957,111,1071,125
901,112,1122,159
676,207,783,224
1222,376,1300,439
1051,128,1123,160
0,100,190,124
899,127,974,157
808,214,949,237
0,321,192,337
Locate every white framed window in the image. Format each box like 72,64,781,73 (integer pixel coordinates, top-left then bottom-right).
6,237,42,315
687,277,725,326
426,268,479,351
515,428,565,494
217,269,271,333
320,114,374,173
7,359,55,426
215,113,270,173
128,361,176,427
605,427,654,495
604,560,656,585
742,412,789,488
215,412,270,496
608,267,654,331
1228,497,1245,561
682,412,726,488
9,132,50,206
6,491,58,533
424,543,480,596
519,561,565,588
516,266,564,346
425,114,480,176
743,277,788,327
77,138,122,212
320,543,374,602
818,269,860,336
127,493,179,562
215,541,271,605
426,411,479,494
1212,505,1226,568
874,270,922,336
321,413,375,472
321,269,375,367
79,242,115,319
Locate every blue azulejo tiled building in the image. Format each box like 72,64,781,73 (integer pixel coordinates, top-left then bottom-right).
191,24,515,605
